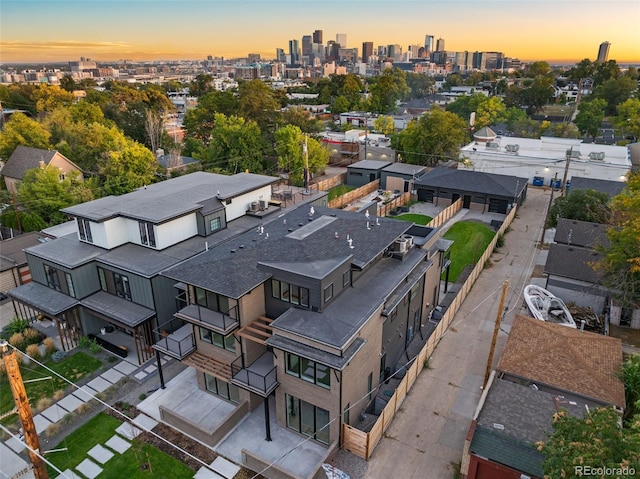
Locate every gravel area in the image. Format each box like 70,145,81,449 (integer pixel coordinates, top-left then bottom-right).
331,449,369,479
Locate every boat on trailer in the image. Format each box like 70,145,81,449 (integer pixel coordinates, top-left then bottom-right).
523,284,577,328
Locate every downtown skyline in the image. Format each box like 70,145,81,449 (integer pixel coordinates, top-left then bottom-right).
1,0,639,65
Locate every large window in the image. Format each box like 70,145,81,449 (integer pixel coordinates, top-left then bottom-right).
205,374,240,403
44,264,61,291
271,280,309,307
210,217,221,232
138,221,156,248
65,273,76,298
199,327,235,352
285,353,330,389
286,394,330,444
194,287,231,314
77,218,93,243
114,273,131,300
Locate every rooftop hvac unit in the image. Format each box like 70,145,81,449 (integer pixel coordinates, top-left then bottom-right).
400,234,414,249
486,142,499,149
566,148,581,159
505,144,520,153
250,201,259,212
392,237,409,254
588,152,606,161
259,200,267,210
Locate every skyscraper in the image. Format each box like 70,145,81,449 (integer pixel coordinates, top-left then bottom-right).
288,39,300,65
336,33,347,48
436,38,446,52
596,41,610,63
302,35,312,56
424,35,434,54
313,29,323,45
362,41,373,63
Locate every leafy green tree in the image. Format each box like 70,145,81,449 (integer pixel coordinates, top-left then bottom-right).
443,73,463,89
550,123,581,139
275,125,329,186
521,76,555,114
593,60,621,86
183,90,240,144
33,85,74,112
196,113,265,174
474,96,506,129
567,58,595,85
464,71,483,86
0,112,51,159
405,72,434,98
339,74,363,110
373,115,395,135
594,76,637,115
332,96,350,115
620,355,640,424
615,98,640,141
540,407,640,479
547,188,611,228
369,68,410,114
526,61,551,78
189,74,214,97
0,84,37,114
278,107,323,133
59,75,77,92
100,141,159,195
394,107,468,166
503,106,528,132
238,79,280,132
575,99,607,139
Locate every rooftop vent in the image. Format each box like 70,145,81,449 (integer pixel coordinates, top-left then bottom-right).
566,148,581,159
588,151,606,161
505,144,520,153
486,142,500,150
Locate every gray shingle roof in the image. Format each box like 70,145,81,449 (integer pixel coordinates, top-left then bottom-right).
62,172,278,223
0,146,58,179
381,163,427,175
569,176,627,197
544,243,604,283
156,154,200,169
8,282,78,315
554,218,610,248
414,168,528,198
81,291,155,327
0,232,52,271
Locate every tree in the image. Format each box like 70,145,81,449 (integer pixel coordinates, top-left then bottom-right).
599,172,640,306
575,99,607,140
339,74,363,110
474,96,506,130
189,74,214,97
593,60,621,86
394,107,468,166
275,125,329,186
615,98,640,141
521,76,555,114
540,407,640,479
196,113,265,174
0,112,51,159
368,68,410,114
100,141,159,195
145,109,164,155
550,123,581,139
526,61,551,78
331,96,350,115
238,79,280,131
594,76,637,115
32,85,74,113
278,107,323,134
405,72,434,98
183,90,240,144
547,189,611,228
373,115,395,135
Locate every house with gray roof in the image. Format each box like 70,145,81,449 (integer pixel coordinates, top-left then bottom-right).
7,171,322,365
153,203,447,459
1,145,83,193
413,168,528,214
568,176,627,198
346,160,391,187
380,162,427,192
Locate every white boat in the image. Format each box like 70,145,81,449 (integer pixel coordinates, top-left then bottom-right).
523,285,577,328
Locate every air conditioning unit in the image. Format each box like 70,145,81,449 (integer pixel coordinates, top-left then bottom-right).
588,152,606,161
486,142,499,149
505,144,520,153
250,201,259,212
400,234,414,249
259,200,267,210
392,237,409,254
566,148,581,159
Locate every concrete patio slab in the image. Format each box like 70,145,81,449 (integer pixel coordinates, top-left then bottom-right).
75,458,103,479
87,376,112,393
194,467,225,479
105,434,131,454
58,469,82,479
113,361,137,375
0,442,34,479
40,403,68,423
101,368,125,384
5,434,26,453
58,393,84,412
134,371,148,381
87,444,115,464
73,385,98,402
132,413,158,431
115,422,142,440
211,456,241,479
144,364,157,374
32,414,52,434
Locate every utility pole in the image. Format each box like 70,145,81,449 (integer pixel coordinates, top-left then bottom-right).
483,280,509,390
561,147,573,197
302,133,310,194
540,172,558,247
0,340,49,479
364,111,369,161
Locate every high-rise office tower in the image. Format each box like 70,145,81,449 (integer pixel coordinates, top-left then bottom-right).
275,48,285,62
336,33,347,48
288,39,300,65
302,35,312,56
313,29,323,45
377,45,388,58
596,41,610,63
362,41,373,63
436,38,445,52
424,35,434,54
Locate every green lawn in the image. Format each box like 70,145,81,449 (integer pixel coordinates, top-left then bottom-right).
442,221,496,282
47,412,193,479
1,351,102,423
327,184,355,201
394,213,433,225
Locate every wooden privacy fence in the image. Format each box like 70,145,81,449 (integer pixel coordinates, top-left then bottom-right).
376,192,411,217
427,198,463,228
314,173,347,192
342,203,518,460
328,179,380,209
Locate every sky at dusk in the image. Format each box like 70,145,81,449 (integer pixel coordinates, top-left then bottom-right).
1,0,639,64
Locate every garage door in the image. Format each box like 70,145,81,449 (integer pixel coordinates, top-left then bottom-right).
417,189,434,203
488,198,508,214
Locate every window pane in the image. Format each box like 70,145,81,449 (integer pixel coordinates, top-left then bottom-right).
315,407,330,444
286,353,300,377
147,223,156,247
300,358,314,383
84,220,93,242
210,217,221,231
218,295,229,314
324,284,333,302
343,270,351,287
66,273,76,298
205,373,217,393
224,334,235,352
343,404,350,425
212,332,224,348
139,221,148,245
195,287,206,306
286,394,300,431
217,380,230,399
281,282,290,302
207,291,218,311
300,401,315,436
300,288,309,307
272,280,280,299
290,285,300,305
316,363,330,389
98,268,107,291
199,328,212,344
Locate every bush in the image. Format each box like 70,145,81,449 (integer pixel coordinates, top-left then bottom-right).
107,356,118,363
25,344,40,360
9,332,24,349
53,390,65,401
43,337,57,355
23,327,40,343
44,423,60,438
76,402,92,414
78,336,91,348
5,317,28,336
61,412,74,424
36,397,53,412
496,233,505,248
139,393,147,401
51,350,67,362
89,340,101,354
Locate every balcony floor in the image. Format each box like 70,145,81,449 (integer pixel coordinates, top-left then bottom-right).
154,324,195,359
232,351,278,396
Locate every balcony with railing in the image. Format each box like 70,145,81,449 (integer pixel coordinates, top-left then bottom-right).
174,303,239,335
230,351,279,397
153,321,196,360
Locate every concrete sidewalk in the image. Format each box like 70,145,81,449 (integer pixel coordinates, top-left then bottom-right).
342,187,550,479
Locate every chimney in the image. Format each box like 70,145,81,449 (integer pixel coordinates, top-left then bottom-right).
39,160,45,168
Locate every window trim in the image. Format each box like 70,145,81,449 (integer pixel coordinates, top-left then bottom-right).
44,264,61,291
324,283,333,303
272,280,309,308
342,269,351,287
199,327,236,352
138,221,156,248
285,352,330,389
209,216,222,232
65,272,76,298
77,217,93,243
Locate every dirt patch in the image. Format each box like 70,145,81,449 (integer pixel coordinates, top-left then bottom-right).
531,264,546,278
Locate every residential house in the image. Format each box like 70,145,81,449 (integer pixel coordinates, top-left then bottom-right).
413,168,528,214
0,232,52,295
1,145,84,193
568,176,627,198
462,315,625,479
7,172,304,365
155,204,446,459
379,163,427,192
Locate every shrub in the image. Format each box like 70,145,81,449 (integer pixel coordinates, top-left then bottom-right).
61,412,74,424
496,233,505,248
53,390,65,401
5,317,28,336
25,344,41,360
78,336,91,348
36,397,53,412
13,350,23,365
9,332,24,349
0,362,6,376
44,423,60,438
51,350,67,362
43,337,57,355
89,340,101,354
23,328,40,342
139,393,147,401
76,402,91,414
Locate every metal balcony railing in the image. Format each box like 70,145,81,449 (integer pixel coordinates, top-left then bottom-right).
153,321,196,360
230,351,279,397
174,303,239,334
